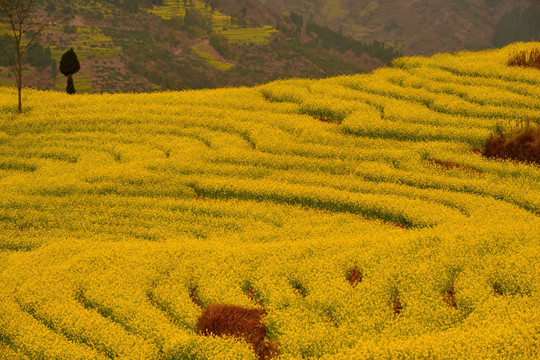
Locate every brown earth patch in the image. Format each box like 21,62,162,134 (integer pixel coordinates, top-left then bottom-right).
197,303,279,359
483,127,540,166
443,281,457,309
392,297,402,316
315,117,341,125
390,222,409,229
508,48,540,70
189,286,203,308
346,267,362,287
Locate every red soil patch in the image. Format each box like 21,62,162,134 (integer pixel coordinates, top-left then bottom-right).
443,282,457,309
393,297,402,316
483,127,540,166
508,49,540,69
346,267,363,287
197,303,278,359
428,158,483,174
315,117,341,125
390,222,409,229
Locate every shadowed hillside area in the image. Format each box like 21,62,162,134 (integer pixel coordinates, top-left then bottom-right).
0,42,539,360
0,0,398,93
1,0,538,93
259,0,540,55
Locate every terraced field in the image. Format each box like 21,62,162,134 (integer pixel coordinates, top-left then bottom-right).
149,0,277,44
0,42,539,359
191,43,235,71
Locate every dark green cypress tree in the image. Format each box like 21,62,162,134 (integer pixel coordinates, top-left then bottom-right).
59,48,80,94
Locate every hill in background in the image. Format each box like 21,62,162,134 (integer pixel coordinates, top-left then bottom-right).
1,0,538,93
0,0,399,93
258,0,540,55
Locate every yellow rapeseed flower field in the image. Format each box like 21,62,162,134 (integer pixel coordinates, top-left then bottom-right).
0,42,539,360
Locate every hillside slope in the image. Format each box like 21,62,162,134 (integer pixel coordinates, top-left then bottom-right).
0,0,396,93
259,0,540,55
0,42,539,359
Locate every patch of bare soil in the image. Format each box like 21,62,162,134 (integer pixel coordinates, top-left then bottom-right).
197,303,279,359
508,48,540,69
443,281,457,309
188,286,203,308
315,117,341,124
483,127,540,166
392,296,402,316
346,267,362,287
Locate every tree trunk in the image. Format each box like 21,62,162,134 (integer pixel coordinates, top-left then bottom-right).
17,42,22,114
17,82,22,113
66,73,75,94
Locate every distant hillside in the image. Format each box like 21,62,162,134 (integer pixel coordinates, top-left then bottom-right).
258,0,540,55
0,0,401,93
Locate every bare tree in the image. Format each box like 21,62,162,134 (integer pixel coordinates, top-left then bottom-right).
0,0,44,113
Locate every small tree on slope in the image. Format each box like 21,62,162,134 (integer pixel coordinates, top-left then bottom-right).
59,48,80,94
0,0,44,113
